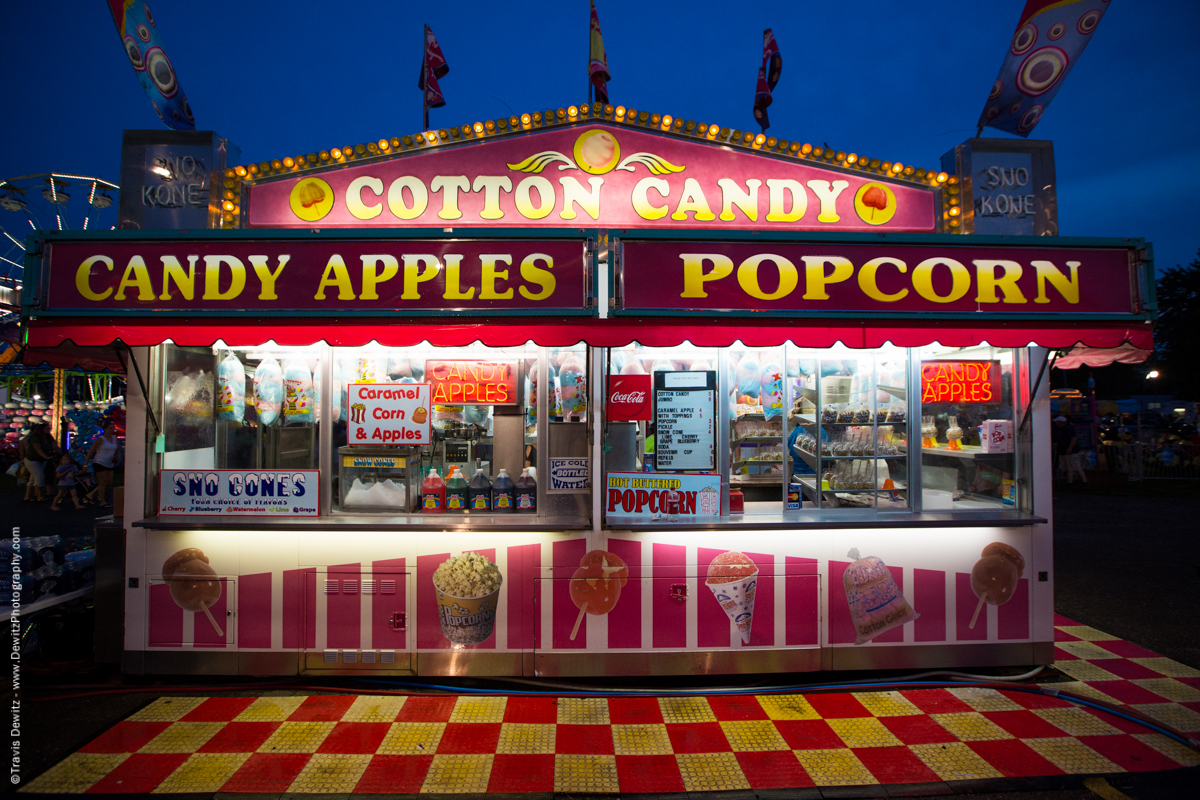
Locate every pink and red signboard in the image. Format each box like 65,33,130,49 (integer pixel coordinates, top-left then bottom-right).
247,125,937,233
43,238,586,313
618,239,1138,315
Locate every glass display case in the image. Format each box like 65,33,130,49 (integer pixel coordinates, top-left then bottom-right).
787,346,909,510
338,445,420,513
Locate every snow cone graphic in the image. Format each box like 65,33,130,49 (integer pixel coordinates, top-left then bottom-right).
706,551,759,644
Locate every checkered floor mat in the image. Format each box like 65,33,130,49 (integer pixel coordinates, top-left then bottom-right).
22,617,1200,794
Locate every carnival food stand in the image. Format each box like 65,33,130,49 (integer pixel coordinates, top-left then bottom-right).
21,104,1154,676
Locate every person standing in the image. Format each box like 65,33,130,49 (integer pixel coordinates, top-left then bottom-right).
86,421,122,508
1053,415,1086,484
19,424,53,502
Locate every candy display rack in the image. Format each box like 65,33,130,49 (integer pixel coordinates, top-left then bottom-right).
788,354,910,510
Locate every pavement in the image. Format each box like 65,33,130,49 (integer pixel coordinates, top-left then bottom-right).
7,481,1200,797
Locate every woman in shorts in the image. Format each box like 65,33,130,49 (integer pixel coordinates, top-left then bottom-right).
20,424,54,502
86,421,123,508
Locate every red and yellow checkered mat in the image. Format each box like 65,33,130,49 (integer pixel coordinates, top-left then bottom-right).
23,617,1200,794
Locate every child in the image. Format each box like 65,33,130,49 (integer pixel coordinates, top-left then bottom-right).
51,454,86,511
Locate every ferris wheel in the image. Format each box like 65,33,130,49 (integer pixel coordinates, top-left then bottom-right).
0,172,119,320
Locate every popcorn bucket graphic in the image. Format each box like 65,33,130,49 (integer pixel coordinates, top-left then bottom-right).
698,485,720,515
434,579,503,645
707,570,758,644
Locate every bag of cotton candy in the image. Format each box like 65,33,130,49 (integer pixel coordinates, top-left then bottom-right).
842,548,918,645
216,353,245,423
253,357,283,426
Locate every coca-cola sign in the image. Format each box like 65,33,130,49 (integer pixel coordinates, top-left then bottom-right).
607,374,651,421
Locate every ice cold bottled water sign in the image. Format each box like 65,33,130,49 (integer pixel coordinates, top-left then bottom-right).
655,371,716,471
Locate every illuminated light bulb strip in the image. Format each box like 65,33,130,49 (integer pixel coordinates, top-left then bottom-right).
51,174,119,189
3,232,25,251
224,101,962,192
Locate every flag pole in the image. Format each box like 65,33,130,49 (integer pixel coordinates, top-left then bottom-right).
587,2,593,104
422,24,429,131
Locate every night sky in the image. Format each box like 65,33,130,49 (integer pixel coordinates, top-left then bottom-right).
2,0,1198,277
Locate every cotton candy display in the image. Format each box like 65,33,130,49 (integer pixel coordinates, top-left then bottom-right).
558,355,587,418
253,357,283,426
282,358,314,422
843,548,919,645
331,359,344,423
760,361,784,419
216,353,245,423
356,354,379,383
735,357,762,399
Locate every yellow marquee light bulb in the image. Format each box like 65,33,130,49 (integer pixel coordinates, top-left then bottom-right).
753,134,766,147
800,143,813,155
234,166,247,177
661,115,673,130
378,139,390,150
568,105,578,118
222,201,235,212
521,113,531,128
937,172,949,183
891,163,903,173
846,153,858,165
282,157,294,168
614,106,626,119
949,206,961,216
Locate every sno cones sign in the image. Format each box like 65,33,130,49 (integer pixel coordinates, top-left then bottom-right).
706,551,758,644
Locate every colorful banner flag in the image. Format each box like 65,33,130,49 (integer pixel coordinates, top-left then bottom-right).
978,0,1110,137
106,1,194,130
589,1,611,104
752,29,782,131
418,24,449,112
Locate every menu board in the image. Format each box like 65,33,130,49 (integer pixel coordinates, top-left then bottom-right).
654,371,716,471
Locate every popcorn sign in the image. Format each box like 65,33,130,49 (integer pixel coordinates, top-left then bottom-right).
347,383,431,445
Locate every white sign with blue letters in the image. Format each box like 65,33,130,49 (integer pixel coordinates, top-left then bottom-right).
159,469,320,516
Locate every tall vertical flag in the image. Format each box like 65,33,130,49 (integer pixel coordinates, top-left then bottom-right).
752,29,782,131
106,1,194,130
589,2,611,104
418,24,449,129
978,0,1110,137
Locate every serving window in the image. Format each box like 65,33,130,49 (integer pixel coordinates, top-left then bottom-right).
149,340,591,523
602,342,1033,526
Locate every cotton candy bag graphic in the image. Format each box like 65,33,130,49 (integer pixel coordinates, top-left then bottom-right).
216,353,245,423
283,358,314,422
253,357,283,426
843,548,918,645
706,551,759,644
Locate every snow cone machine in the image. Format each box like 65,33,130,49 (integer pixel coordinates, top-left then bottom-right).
20,109,1154,676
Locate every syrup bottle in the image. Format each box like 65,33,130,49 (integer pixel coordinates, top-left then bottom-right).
467,458,492,512
420,468,445,513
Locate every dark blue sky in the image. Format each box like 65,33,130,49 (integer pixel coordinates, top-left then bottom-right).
2,1,1198,277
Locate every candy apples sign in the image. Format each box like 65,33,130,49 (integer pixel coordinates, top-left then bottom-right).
248,125,936,232
347,383,431,445
607,374,651,420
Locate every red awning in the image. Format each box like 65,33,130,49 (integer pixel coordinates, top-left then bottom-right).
19,341,126,373
27,317,1153,352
